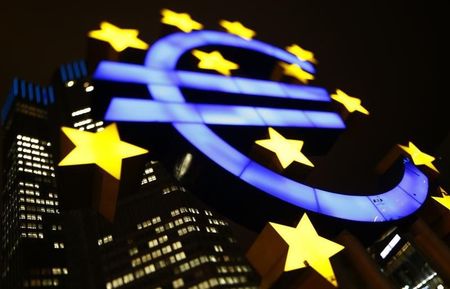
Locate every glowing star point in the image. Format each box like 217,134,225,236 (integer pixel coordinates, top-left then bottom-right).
59,123,148,179
88,22,148,52
270,213,344,286
219,20,256,40
256,127,314,168
286,44,318,64
280,62,315,84
432,187,450,211
398,142,439,172
161,9,203,33
331,89,369,115
192,50,239,76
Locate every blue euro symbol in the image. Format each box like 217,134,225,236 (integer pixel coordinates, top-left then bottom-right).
94,30,428,222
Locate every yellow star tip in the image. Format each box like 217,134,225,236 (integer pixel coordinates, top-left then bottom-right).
280,62,314,84
59,123,148,180
219,20,256,40
88,21,148,52
270,213,344,286
286,44,318,64
331,89,369,115
398,142,439,173
192,49,239,76
432,187,450,211
161,9,203,33
255,127,314,169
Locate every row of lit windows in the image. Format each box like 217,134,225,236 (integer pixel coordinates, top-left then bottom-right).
162,185,187,195
107,251,187,289
20,205,58,214
51,225,63,231
189,276,249,289
19,181,40,188
208,218,227,226
177,254,229,276
21,232,44,239
141,175,156,185
216,265,252,274
23,278,59,287
20,222,43,230
131,248,186,268
98,235,113,246
20,197,58,206
178,225,201,236
16,135,49,146
170,207,200,217
74,118,93,128
54,242,65,249
18,167,55,177
16,141,47,150
19,214,42,221
19,189,40,196
17,160,54,170
18,154,50,164
137,216,161,230
27,267,68,276
17,147,49,157
147,235,169,249
154,216,197,234
71,107,91,117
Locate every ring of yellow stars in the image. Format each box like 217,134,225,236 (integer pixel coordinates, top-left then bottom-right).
279,62,315,84
192,50,239,76
286,44,318,64
398,141,439,172
270,213,344,287
88,22,148,52
255,127,314,168
59,123,148,180
331,89,369,115
219,20,256,40
432,187,450,211
161,9,203,33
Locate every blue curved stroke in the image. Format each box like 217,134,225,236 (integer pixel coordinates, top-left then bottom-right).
96,30,428,222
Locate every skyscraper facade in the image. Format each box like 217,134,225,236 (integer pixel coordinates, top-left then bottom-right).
0,79,68,289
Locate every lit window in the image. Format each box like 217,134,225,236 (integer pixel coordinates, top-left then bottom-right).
172,278,184,289
129,247,138,256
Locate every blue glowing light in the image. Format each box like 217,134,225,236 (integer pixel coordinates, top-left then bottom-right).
94,30,428,222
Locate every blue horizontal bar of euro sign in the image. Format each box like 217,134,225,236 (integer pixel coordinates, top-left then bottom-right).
240,161,319,212
105,97,343,129
95,62,329,102
174,123,250,176
105,98,203,123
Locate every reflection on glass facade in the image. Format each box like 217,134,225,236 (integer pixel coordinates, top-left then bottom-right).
369,231,447,289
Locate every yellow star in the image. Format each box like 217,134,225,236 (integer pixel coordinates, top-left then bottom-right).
331,89,369,115
432,187,450,211
286,44,318,64
88,22,148,52
161,9,203,33
192,50,239,76
270,214,344,287
256,127,314,168
219,20,256,40
59,123,148,179
398,142,439,172
280,62,314,84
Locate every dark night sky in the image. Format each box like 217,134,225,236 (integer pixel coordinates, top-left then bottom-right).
0,0,448,194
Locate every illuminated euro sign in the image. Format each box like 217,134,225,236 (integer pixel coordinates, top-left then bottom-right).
94,30,428,222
